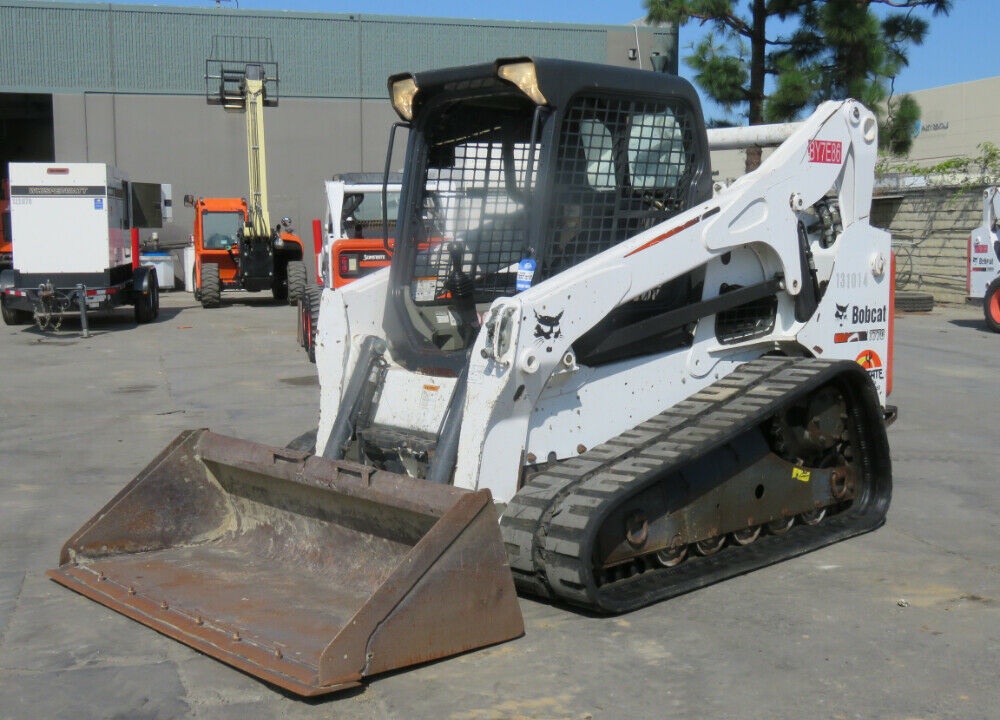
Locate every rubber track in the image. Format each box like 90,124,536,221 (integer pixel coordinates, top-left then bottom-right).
500,355,892,614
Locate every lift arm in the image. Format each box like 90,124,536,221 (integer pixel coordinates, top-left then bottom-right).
454,100,887,501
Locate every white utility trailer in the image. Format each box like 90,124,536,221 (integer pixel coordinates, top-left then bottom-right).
0,163,162,331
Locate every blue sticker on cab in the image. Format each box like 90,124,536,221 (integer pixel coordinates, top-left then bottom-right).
94,198,104,210
516,258,536,292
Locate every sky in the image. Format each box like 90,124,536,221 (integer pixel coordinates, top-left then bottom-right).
105,0,999,121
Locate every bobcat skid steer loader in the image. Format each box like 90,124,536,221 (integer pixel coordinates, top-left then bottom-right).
968,185,1000,331
50,58,894,697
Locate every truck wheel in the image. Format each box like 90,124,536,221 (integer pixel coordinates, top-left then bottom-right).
985,279,1000,333
201,264,221,308
286,261,307,306
134,268,159,324
1,295,32,325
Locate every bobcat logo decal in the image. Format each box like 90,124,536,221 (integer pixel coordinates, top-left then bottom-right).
533,310,563,342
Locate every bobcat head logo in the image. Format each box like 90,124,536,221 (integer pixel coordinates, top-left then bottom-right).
533,310,563,342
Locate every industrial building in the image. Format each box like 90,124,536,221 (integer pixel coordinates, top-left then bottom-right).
903,76,1000,166
0,0,678,253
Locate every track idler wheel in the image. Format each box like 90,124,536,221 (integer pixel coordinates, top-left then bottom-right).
731,525,761,545
654,541,687,568
695,535,726,556
766,517,795,535
799,508,827,525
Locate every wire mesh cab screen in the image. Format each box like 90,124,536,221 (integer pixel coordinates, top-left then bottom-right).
542,93,697,280
409,95,539,305
406,91,697,306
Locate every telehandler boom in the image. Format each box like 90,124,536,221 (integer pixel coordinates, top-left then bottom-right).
188,38,306,308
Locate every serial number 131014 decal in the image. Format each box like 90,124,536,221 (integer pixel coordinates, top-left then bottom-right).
835,271,869,289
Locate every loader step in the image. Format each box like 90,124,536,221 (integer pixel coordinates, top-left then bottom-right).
501,356,892,613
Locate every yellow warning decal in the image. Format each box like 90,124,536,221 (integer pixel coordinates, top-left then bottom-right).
792,467,811,483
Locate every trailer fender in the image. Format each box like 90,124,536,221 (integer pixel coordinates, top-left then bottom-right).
131,265,157,298
0,268,17,290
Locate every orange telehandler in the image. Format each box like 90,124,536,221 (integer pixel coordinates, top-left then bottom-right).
188,43,305,308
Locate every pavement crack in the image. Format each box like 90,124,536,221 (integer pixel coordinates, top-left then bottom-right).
890,526,1000,574
0,569,27,652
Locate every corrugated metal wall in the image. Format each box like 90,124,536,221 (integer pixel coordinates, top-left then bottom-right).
0,1,670,98
0,1,678,257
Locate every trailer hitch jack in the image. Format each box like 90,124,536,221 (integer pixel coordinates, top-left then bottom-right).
76,284,90,338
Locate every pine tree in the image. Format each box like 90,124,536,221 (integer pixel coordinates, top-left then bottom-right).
645,0,951,167
645,0,810,170
769,0,950,155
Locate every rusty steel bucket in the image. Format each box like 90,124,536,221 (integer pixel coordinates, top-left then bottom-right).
48,429,524,696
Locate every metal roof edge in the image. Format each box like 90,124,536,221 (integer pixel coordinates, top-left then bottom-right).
0,0,674,33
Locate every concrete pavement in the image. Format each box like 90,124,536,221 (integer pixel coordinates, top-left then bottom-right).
1,293,997,720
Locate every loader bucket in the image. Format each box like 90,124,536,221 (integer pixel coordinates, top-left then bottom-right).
47,429,524,696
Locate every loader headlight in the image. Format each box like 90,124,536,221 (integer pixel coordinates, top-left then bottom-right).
273,236,285,249
496,60,548,106
389,75,419,121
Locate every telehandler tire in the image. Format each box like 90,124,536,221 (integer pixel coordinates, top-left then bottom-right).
287,261,307,306
200,263,221,308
